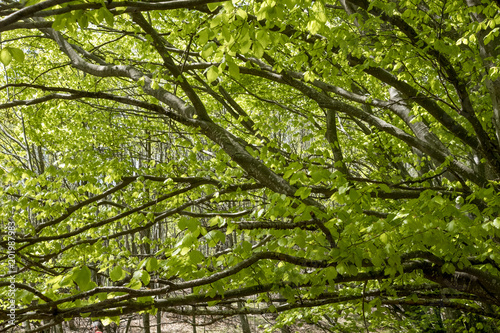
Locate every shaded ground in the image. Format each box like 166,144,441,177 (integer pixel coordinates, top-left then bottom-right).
26,313,328,332
112,313,326,333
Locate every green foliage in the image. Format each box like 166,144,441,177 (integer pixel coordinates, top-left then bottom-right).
1,0,500,331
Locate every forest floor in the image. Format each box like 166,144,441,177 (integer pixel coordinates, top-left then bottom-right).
115,313,327,333
50,312,328,333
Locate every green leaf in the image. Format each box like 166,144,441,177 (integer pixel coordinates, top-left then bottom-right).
310,168,329,183
178,216,190,230
138,296,154,303
442,263,455,274
236,8,248,19
101,7,114,26
0,48,12,66
7,48,24,63
294,187,311,199
140,271,151,285
188,250,205,264
252,41,264,58
205,230,225,247
227,61,240,79
198,28,209,45
307,20,322,34
180,246,190,255
77,12,89,29
101,317,120,326
241,240,253,253
240,39,252,54
110,266,124,282
208,215,222,227
256,30,271,49
207,2,220,12
52,14,66,31
128,278,142,290
93,292,106,301
187,218,200,232
207,66,218,83
73,266,92,291
145,257,158,272
18,290,34,304
380,233,388,244
201,42,216,59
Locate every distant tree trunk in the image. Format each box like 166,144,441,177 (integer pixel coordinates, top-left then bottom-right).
124,231,131,253
191,287,197,333
191,309,197,333
143,313,151,333
124,317,133,333
131,233,138,255
67,318,77,331
105,322,118,333
54,323,63,333
156,310,162,333
238,301,252,333
40,320,50,333
36,144,45,174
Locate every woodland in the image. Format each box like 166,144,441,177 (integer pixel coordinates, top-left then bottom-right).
1,0,500,332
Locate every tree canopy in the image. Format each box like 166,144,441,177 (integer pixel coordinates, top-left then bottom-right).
1,0,500,331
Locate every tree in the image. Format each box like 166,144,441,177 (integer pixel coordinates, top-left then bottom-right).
1,0,500,331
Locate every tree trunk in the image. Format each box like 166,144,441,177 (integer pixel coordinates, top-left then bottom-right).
105,322,118,333
124,317,133,333
143,313,151,333
191,311,197,333
54,323,63,333
156,311,162,333
67,318,77,331
238,301,252,333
